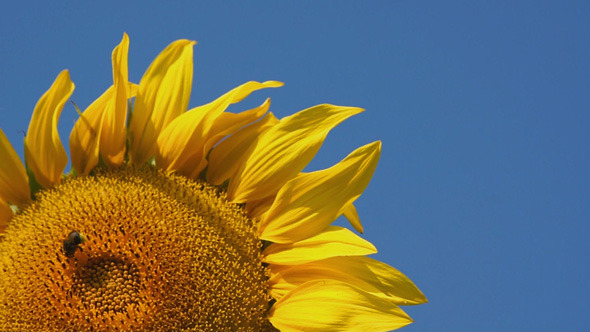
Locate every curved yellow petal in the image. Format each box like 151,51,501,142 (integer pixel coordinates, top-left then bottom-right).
268,280,413,332
269,256,428,305
0,129,30,205
156,81,282,178
129,39,196,165
343,202,364,233
189,98,272,178
69,83,138,175
205,98,270,150
259,141,381,243
221,80,282,103
99,33,129,167
69,87,111,175
228,104,364,204
263,226,376,265
0,198,12,233
207,111,278,186
24,70,74,188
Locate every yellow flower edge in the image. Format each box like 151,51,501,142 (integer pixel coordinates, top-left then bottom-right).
0,33,426,331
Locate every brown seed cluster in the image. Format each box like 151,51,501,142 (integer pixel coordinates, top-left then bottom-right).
70,258,142,313
0,166,274,331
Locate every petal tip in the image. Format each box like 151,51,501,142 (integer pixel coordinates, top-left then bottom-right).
263,80,284,88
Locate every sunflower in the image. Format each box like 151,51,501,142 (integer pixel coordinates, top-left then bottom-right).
0,33,426,332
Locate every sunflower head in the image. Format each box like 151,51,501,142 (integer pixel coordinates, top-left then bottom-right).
0,33,426,331
1,167,271,331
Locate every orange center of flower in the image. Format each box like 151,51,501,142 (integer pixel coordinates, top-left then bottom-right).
0,166,275,332
70,258,143,314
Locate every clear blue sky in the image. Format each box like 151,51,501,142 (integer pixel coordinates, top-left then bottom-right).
1,1,589,331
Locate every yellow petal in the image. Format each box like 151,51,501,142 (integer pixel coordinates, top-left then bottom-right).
129,39,196,165
245,194,276,220
221,80,282,103
269,256,428,305
228,104,364,204
99,33,129,167
343,202,364,233
0,129,30,205
205,98,270,150
259,141,381,243
189,98,272,178
128,82,138,97
207,111,278,185
69,87,111,175
69,83,138,176
263,226,376,265
24,70,74,188
268,280,413,332
0,198,13,233
156,81,282,178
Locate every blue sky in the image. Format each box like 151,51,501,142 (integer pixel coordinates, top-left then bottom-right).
1,1,589,331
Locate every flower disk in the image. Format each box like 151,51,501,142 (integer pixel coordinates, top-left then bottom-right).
0,166,273,331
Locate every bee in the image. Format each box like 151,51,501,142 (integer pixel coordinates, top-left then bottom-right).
62,231,87,257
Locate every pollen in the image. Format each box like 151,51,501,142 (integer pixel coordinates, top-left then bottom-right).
0,166,274,331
